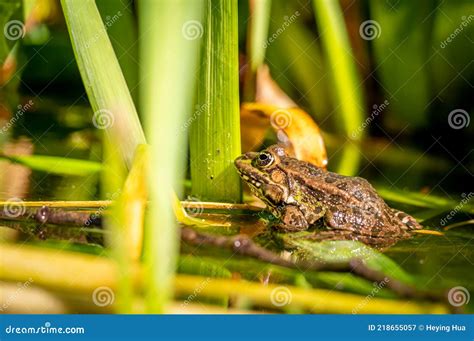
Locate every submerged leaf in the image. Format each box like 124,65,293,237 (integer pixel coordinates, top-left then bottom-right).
282,233,415,285
178,256,231,307
178,256,231,279
191,254,395,298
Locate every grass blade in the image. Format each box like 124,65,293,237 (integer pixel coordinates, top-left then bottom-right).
312,0,365,139
60,0,145,167
312,0,365,175
0,153,101,176
243,0,271,101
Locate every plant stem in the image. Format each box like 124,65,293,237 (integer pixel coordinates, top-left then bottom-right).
0,243,449,314
190,0,242,202
102,143,148,312
139,0,204,313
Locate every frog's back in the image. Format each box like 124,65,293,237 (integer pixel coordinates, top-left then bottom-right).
280,159,388,215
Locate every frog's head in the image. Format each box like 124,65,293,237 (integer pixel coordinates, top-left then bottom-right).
234,145,291,208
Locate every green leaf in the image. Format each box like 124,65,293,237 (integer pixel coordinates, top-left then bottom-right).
190,254,395,298
0,154,102,176
377,187,474,214
282,233,415,285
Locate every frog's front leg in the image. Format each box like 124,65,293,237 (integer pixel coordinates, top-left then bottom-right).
274,205,309,232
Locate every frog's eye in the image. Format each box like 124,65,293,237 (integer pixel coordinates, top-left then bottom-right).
255,152,274,168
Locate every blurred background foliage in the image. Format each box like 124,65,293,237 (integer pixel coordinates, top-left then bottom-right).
0,0,472,198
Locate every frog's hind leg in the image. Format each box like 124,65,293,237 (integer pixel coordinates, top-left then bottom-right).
391,209,423,230
322,207,410,247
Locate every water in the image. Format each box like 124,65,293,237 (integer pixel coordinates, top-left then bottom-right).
1,100,472,313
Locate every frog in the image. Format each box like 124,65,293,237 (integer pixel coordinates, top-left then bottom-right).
234,145,422,244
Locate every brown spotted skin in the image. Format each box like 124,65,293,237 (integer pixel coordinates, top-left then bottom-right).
235,145,422,242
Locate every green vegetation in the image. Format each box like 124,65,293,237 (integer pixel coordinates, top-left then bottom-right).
0,0,472,315
189,0,241,202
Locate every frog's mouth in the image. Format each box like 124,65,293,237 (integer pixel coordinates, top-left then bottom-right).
234,153,269,190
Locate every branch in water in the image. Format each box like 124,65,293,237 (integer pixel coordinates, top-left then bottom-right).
0,206,101,227
0,205,452,308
